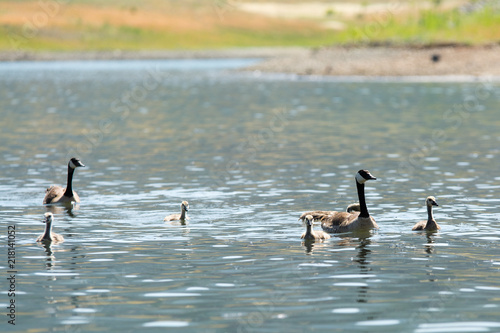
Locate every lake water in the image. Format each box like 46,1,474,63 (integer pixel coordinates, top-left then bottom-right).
0,59,499,333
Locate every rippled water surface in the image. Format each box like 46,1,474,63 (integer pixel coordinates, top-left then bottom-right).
0,60,499,333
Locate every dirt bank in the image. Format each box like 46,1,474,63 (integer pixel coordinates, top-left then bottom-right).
246,44,500,77
2,45,499,78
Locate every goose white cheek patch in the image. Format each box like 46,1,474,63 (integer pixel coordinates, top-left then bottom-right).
355,172,367,184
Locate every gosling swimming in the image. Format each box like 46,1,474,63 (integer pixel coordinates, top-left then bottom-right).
298,202,360,222
43,157,85,205
36,212,64,243
301,215,331,241
164,201,189,221
412,196,440,231
346,202,361,213
320,170,378,233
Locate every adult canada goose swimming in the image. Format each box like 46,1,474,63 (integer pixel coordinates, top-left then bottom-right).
301,215,331,241
164,201,189,221
36,212,64,243
298,202,360,222
43,157,85,205
320,170,378,233
412,196,440,231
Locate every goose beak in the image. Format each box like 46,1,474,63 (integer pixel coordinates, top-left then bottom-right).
432,201,439,206
69,158,85,169
360,169,377,180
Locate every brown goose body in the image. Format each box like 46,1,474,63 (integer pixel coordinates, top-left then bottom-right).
44,186,80,205
320,211,377,233
43,158,85,205
299,210,336,222
164,201,190,221
320,170,378,233
301,215,331,241
36,212,64,244
298,203,361,222
412,196,440,231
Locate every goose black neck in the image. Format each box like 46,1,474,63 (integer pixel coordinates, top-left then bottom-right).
356,181,370,218
64,165,75,197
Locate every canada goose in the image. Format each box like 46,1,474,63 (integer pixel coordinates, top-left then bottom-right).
321,170,378,233
298,203,360,222
36,212,64,243
164,201,189,221
43,157,85,205
412,196,440,231
301,215,331,241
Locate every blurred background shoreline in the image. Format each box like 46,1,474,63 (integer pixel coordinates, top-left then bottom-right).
2,44,499,77
1,0,499,76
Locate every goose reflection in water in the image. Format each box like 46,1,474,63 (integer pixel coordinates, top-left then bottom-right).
38,242,67,282
353,237,372,304
40,242,56,270
424,233,437,255
423,234,440,282
302,239,330,255
45,203,79,218
333,235,373,304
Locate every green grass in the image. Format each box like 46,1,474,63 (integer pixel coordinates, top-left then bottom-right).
0,23,337,51
331,6,500,45
0,2,499,52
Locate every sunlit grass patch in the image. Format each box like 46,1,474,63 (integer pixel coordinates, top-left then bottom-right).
333,5,500,45
0,1,498,51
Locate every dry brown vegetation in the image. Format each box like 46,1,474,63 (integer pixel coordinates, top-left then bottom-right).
0,1,332,50
0,0,498,51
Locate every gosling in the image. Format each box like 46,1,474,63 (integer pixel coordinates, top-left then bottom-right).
346,202,360,213
299,202,360,222
36,212,65,243
301,215,331,241
412,196,441,231
164,201,189,221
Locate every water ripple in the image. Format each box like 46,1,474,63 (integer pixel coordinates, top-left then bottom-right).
143,320,190,328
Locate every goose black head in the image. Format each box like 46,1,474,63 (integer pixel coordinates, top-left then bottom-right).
355,169,377,184
69,157,85,169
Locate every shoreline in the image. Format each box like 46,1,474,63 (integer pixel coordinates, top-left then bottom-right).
1,45,500,77
0,47,307,62
246,44,500,77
